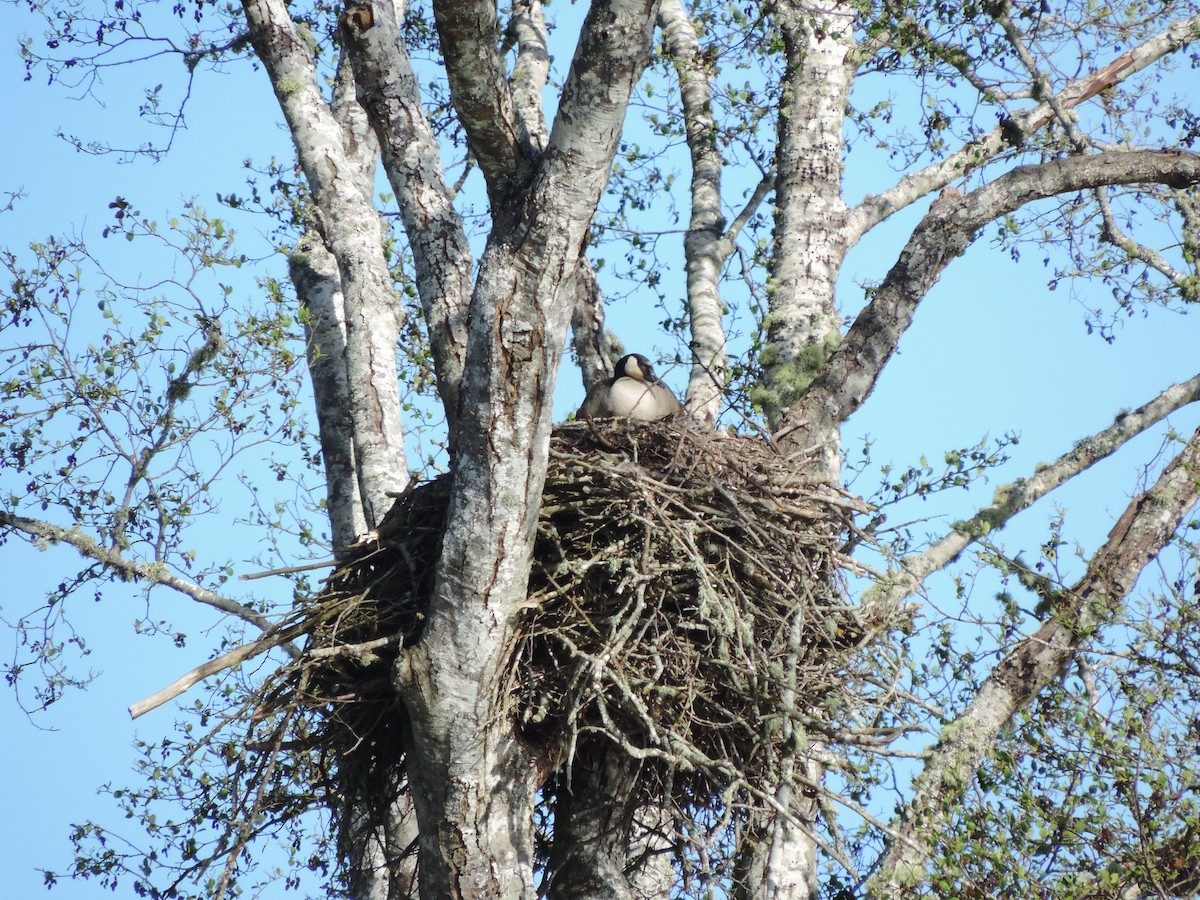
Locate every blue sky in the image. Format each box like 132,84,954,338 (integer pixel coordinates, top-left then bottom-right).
2,2,1199,897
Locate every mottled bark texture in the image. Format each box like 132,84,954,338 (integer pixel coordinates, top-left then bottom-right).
248,0,661,893
244,0,407,529
758,0,853,453
386,2,663,898
341,0,471,420
570,257,617,395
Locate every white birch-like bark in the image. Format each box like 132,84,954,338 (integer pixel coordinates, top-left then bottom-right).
289,55,379,551
242,0,408,529
285,55,422,900
866,425,1200,896
389,3,662,897
507,0,551,150
780,151,1200,453
760,0,855,463
340,0,472,418
289,233,368,549
659,0,727,426
740,3,857,894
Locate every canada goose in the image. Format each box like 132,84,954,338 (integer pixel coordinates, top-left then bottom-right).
576,353,682,421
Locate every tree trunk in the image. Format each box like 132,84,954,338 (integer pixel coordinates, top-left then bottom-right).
660,0,728,425
761,0,854,457
386,4,663,896
739,3,858,895
243,0,408,527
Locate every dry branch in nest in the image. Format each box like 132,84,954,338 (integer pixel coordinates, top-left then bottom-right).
295,420,913,829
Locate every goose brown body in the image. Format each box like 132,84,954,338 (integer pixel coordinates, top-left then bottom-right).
576,353,682,421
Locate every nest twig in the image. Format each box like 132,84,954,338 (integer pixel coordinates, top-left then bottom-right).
291,420,911,838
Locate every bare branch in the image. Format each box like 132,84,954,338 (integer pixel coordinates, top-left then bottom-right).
869,372,1200,610
866,425,1200,897
1,513,286,642
721,168,775,252
845,13,1200,245
129,617,312,718
780,150,1200,450
1096,186,1200,300
340,0,473,417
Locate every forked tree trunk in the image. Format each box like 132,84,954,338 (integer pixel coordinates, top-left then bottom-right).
380,3,663,896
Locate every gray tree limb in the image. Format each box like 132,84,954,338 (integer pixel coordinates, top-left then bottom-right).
432,0,526,198
0,513,283,642
844,13,1200,245
340,0,472,420
660,0,728,425
869,371,1200,610
866,424,1200,896
242,0,408,527
780,150,1200,452
758,0,854,449
392,2,663,897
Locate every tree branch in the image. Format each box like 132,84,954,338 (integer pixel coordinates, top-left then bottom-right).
242,0,409,526
1096,185,1200,300
867,372,1200,611
0,513,288,644
866,424,1200,896
340,0,472,419
844,13,1200,245
570,256,615,395
128,615,316,718
660,0,728,425
542,0,661,206
507,0,550,149
779,150,1200,450
432,0,526,196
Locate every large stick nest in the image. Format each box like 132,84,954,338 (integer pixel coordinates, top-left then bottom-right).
303,421,909,806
